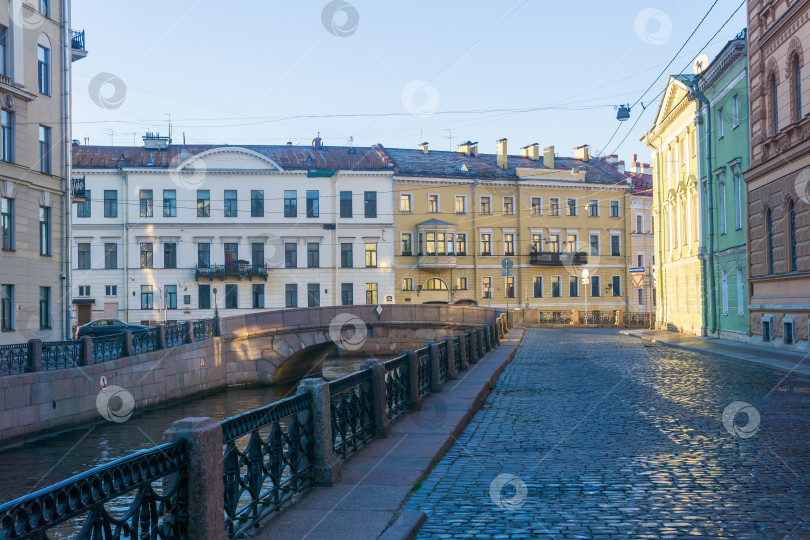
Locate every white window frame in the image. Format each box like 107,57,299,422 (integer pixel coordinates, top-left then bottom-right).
588,198,599,217
635,213,643,234
609,233,621,256
717,170,727,235
402,277,414,291
427,193,440,213
399,192,413,213
717,107,725,139
502,196,514,215
454,194,467,214
721,270,729,315
566,197,577,216
589,232,600,256
482,276,493,299
736,268,745,316
549,197,560,217
609,199,620,218
732,94,740,127
531,196,542,215
479,195,491,215
532,275,543,298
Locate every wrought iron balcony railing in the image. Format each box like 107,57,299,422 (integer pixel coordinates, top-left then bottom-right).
71,176,86,198
417,254,457,268
71,30,86,51
529,251,588,266
195,263,268,280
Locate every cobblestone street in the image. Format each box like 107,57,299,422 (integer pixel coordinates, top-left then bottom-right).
407,328,810,539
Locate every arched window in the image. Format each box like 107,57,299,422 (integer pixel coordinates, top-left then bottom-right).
794,56,802,122
766,208,774,274
423,278,448,291
770,74,779,135
789,200,797,272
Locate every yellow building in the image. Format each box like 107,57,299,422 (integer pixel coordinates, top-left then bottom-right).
384,141,633,315
642,75,704,335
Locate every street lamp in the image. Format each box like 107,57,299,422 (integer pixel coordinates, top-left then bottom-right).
581,269,590,324
212,287,219,320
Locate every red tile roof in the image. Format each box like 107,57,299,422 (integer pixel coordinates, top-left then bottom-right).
626,171,653,196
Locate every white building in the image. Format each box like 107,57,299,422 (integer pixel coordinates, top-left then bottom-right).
70,137,396,329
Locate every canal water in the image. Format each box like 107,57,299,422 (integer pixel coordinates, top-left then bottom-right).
0,353,380,507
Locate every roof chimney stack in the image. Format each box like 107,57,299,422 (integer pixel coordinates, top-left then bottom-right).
521,143,540,161
574,144,590,161
543,146,555,168
419,142,429,154
457,141,478,157
312,132,323,149
496,138,507,169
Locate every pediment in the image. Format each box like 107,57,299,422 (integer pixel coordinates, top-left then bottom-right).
652,76,692,129
175,147,283,172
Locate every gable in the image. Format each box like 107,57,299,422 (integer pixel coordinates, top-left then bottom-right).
177,147,283,172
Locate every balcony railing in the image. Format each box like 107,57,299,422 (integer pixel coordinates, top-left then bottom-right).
417,254,457,268
71,30,85,51
71,176,86,198
195,263,268,280
529,251,588,266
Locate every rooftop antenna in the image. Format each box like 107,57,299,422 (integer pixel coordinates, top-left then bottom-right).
163,113,172,142
183,132,186,145
443,129,453,151
104,128,115,145
123,132,136,146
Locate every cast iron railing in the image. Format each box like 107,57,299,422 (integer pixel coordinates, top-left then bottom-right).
537,310,573,324
416,346,432,397
465,333,473,363
132,328,160,355
329,369,374,459
578,310,615,325
193,318,217,340
438,341,449,383
383,355,409,421
625,312,655,327
195,263,268,281
0,343,31,375
0,441,188,538
483,327,491,352
41,340,81,370
453,336,462,372
91,334,125,362
221,393,313,538
528,251,588,266
71,29,86,51
164,323,189,348
475,332,483,359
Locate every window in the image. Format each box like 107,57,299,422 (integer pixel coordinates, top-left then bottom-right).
340,242,353,268
638,288,645,306
103,243,117,269
610,200,620,217
285,284,298,308
480,196,491,215
284,190,297,217
400,193,412,212
0,197,11,250
549,198,560,216
77,242,91,269
456,234,466,256
4,284,15,329
402,277,414,291
425,277,448,290
141,285,153,309
637,253,645,268
591,275,601,297
566,198,577,216
0,26,7,77
225,284,238,309
38,126,51,174
610,235,620,256
39,0,49,16
197,243,210,268
251,242,264,268
165,285,177,310
789,200,797,272
189,190,208,219
551,276,561,297
285,243,297,268
306,190,319,217
588,199,598,217
770,74,779,135
1,110,13,163
549,233,560,253
612,275,621,296
102,285,116,297
717,107,724,138
198,284,210,309
39,206,50,255
732,94,740,127
164,243,177,268
589,234,599,256
793,57,802,122
78,285,90,297
569,276,579,297
103,190,119,218
307,242,319,268
531,197,542,215
340,191,352,218
533,276,543,298
505,276,515,298
733,167,742,230
400,234,412,256
136,189,152,218
636,215,643,234
720,270,729,315
140,243,153,268
455,195,466,214
251,190,264,217
480,233,491,256
456,276,468,290
39,287,50,329
767,209,774,274
224,190,237,217
365,243,377,267
163,190,176,217
503,196,514,215
364,191,377,218
224,242,238,267
428,194,439,213
252,284,264,308
531,233,542,253
504,233,514,256
365,283,378,304
718,172,727,235
37,45,50,95
341,283,353,305
303,283,319,307
566,233,577,253
736,268,745,316
482,277,493,299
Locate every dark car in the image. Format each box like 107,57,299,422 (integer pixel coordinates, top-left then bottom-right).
76,319,148,338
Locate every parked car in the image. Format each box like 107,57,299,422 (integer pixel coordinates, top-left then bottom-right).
76,319,148,338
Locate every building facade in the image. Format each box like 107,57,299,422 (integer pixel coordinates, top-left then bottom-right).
387,141,633,315
745,0,810,347
643,75,704,335
695,30,750,341
70,140,395,329
0,1,86,344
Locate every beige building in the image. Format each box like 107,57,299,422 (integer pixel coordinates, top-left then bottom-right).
0,1,86,343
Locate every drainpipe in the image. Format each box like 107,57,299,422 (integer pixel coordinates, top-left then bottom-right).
119,170,129,322
515,178,522,309
471,178,478,304
61,0,71,339
688,81,717,336
647,136,664,328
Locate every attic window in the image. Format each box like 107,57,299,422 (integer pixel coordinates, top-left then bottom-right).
146,156,154,166
461,164,469,172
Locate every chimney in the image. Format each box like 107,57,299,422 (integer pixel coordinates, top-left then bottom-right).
496,138,507,169
457,141,478,156
543,146,555,168
521,143,540,161
574,144,590,161
312,132,323,149
419,142,429,154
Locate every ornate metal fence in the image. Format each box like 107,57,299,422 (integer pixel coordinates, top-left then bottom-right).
437,341,449,383
329,369,374,459
416,347,432,397
0,343,30,375
453,336,462,372
537,310,573,324
192,318,217,340
0,441,188,538
465,333,473,362
132,328,160,355
221,393,313,538
475,332,483,359
41,340,82,370
625,312,655,327
578,311,615,325
383,355,409,422
91,334,125,362
164,323,189,348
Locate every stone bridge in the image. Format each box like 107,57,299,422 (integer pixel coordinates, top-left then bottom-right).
0,305,504,446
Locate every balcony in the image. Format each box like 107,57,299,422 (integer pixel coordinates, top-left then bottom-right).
71,176,86,199
529,251,588,266
71,30,88,62
417,254,457,269
195,262,268,281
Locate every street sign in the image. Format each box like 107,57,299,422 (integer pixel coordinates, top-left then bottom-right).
629,266,645,287
501,258,513,269
501,269,514,277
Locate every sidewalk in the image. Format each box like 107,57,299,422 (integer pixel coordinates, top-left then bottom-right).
252,328,524,540
621,328,810,378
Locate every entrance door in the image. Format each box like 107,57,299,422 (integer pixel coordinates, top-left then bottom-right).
77,304,91,325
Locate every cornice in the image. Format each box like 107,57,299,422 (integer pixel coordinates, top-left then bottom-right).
697,39,746,94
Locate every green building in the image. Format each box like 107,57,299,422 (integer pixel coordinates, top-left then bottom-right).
693,30,750,341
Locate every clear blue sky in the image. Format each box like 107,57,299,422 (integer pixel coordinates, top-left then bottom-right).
70,0,747,162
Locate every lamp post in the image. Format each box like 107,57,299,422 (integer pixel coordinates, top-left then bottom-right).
212,287,219,320
582,268,590,325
